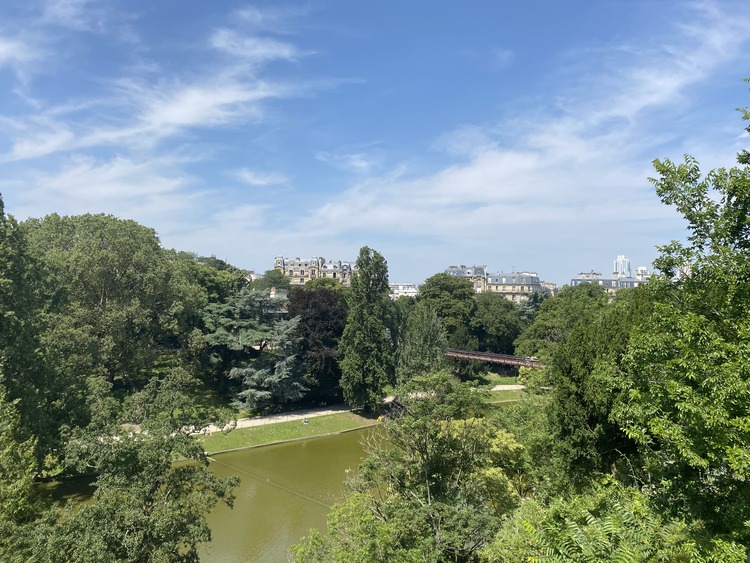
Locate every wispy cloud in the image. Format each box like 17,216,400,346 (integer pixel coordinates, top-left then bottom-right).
293,0,750,273
210,29,303,65
316,150,380,174
234,168,289,186
6,154,194,223
41,0,109,32
233,5,311,34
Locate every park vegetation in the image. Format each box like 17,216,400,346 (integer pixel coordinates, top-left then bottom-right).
1,86,749,561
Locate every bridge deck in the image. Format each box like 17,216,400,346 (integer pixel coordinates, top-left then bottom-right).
444,348,545,369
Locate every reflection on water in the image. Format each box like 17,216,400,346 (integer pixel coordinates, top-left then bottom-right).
199,428,372,563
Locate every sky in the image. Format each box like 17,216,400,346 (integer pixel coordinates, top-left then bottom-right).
1,0,749,286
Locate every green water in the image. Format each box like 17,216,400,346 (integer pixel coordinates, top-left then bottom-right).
199,428,371,562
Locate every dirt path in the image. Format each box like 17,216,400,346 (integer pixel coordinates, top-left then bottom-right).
490,384,525,391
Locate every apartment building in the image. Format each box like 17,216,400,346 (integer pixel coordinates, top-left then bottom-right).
274,256,358,286
485,271,544,303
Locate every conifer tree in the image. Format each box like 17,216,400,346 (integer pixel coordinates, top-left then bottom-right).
339,247,394,411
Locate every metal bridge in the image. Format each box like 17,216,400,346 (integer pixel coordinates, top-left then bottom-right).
444,348,545,369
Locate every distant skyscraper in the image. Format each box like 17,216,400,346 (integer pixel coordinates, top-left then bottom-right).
613,255,632,279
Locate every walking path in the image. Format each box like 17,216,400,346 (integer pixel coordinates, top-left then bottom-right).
490,384,525,391
199,385,524,434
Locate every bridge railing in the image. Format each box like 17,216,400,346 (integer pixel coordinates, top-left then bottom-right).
443,348,544,369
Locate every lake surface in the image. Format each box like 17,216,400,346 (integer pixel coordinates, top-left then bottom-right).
199,428,371,562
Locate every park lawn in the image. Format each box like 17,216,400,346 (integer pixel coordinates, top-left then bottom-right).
198,412,377,454
486,389,525,403
477,371,519,387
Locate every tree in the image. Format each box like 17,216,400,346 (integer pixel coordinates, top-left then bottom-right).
339,247,394,411
397,301,447,382
418,273,476,341
287,286,348,401
25,368,238,562
418,274,480,378
480,479,729,563
0,385,42,561
293,373,522,562
22,213,176,389
542,288,649,491
230,317,307,411
252,268,291,291
514,283,609,391
200,287,277,389
0,195,57,463
612,120,750,541
472,293,523,355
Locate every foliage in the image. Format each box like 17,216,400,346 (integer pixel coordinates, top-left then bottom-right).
542,288,650,491
472,293,523,354
418,273,476,341
0,386,43,560
612,140,750,540
480,479,740,563
252,268,291,291
23,368,237,562
397,301,447,382
22,214,169,385
288,286,348,400
514,283,609,391
294,373,522,562
339,247,395,411
230,317,307,411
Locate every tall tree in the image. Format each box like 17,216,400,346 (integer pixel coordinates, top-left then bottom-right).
397,301,447,382
28,368,238,563
288,286,348,401
0,195,56,461
339,246,394,411
418,273,476,342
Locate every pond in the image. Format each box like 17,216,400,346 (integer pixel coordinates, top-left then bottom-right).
199,428,372,562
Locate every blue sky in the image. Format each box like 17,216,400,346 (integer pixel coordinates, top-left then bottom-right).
1,0,749,285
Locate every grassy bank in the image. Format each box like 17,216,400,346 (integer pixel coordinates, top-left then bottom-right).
486,389,525,404
198,412,377,454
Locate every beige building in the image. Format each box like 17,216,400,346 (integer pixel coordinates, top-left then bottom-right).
486,272,544,303
444,265,488,293
274,256,358,286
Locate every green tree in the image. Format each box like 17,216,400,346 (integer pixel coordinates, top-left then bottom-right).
200,287,277,389
397,301,447,382
472,293,523,355
339,247,394,411
27,369,238,563
0,195,57,462
22,213,176,389
288,286,348,401
514,283,609,391
542,288,649,491
0,385,43,561
230,317,307,411
252,268,291,291
293,373,521,562
612,117,750,541
418,273,476,342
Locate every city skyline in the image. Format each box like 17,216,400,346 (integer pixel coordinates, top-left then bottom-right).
1,1,749,285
